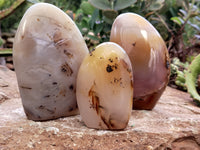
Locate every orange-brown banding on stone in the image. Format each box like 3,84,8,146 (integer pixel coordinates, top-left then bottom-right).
88,83,101,115
61,62,73,76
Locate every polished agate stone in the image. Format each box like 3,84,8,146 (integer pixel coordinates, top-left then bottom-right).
110,13,170,110
13,3,89,120
76,42,133,130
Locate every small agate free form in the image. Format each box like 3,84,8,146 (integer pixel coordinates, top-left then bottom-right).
76,42,133,130
110,13,170,110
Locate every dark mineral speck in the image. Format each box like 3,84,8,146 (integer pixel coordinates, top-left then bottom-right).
109,58,113,63
69,84,74,90
39,105,45,109
44,95,50,98
20,86,32,90
114,63,118,69
89,52,94,56
68,107,74,112
106,64,113,73
52,82,57,85
132,42,136,46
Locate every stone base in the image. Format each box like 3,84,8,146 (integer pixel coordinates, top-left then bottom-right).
0,66,200,149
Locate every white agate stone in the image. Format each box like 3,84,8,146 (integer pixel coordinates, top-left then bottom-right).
13,3,89,121
76,42,133,130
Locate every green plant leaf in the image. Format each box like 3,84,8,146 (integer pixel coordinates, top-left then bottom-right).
89,9,99,29
26,0,40,4
0,37,4,46
185,54,200,106
175,70,187,90
81,18,90,28
103,15,113,24
102,9,117,20
102,24,111,33
0,48,12,56
80,1,95,15
179,9,187,17
195,16,200,22
0,0,5,8
94,23,104,35
88,0,111,10
114,0,136,11
149,0,165,11
170,16,183,25
188,22,200,32
87,34,99,41
0,0,25,20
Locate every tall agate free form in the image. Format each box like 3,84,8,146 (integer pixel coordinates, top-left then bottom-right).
13,3,89,120
76,42,133,130
110,13,170,110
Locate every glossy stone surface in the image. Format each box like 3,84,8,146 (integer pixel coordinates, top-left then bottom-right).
110,13,170,110
13,3,89,120
76,42,133,130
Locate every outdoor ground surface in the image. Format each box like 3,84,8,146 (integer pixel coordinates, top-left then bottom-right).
0,65,200,150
